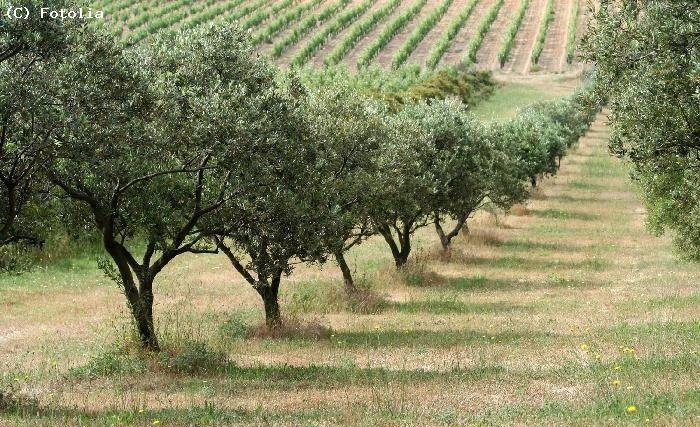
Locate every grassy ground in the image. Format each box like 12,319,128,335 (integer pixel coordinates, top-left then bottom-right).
471,71,582,121
1,81,698,426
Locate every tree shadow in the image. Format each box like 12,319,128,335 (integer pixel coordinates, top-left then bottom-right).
446,275,608,293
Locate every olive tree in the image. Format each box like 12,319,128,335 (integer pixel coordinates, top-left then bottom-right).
47,23,295,350
303,85,387,294
396,101,529,252
211,80,389,327
370,109,434,267
0,0,72,249
584,1,700,260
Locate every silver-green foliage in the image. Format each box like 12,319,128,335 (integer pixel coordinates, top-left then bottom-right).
584,1,700,260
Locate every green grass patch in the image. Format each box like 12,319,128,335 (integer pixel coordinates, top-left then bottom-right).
471,82,563,121
532,208,600,221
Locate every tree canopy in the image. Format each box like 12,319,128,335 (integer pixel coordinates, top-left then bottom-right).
584,1,700,261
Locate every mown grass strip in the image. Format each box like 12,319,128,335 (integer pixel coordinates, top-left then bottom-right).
497,0,529,67
271,0,351,58
566,0,580,63
392,0,454,69
356,0,427,68
324,0,402,66
463,0,504,64
291,0,373,67
425,0,479,69
531,0,555,64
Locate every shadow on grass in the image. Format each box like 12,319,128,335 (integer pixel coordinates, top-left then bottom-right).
445,275,607,293
548,194,603,203
332,328,556,348
459,255,609,271
531,209,600,221
568,181,606,190
499,239,586,253
387,299,531,315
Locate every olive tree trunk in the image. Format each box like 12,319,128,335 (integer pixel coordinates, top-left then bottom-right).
334,250,358,294
377,222,412,268
256,271,283,330
434,212,469,252
104,239,159,351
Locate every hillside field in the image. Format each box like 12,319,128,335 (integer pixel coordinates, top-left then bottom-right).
92,0,587,72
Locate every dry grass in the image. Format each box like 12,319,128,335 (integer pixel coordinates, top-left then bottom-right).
246,317,332,341
1,112,698,425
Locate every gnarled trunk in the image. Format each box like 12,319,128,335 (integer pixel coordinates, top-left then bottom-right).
105,240,160,351
335,250,358,294
377,222,412,268
434,212,469,252
256,270,282,330
128,287,159,351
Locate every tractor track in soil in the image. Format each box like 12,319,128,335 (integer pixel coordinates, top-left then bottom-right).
373,0,441,68
537,0,574,72
503,0,546,74
474,0,520,71
437,0,493,68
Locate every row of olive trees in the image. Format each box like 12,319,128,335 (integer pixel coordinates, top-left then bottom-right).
583,1,700,262
1,9,599,351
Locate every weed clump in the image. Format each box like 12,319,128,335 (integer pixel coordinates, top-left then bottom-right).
159,341,228,374
379,250,444,287
70,349,147,379
246,317,331,341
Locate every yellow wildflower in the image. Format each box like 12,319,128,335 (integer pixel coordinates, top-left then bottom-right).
626,405,637,413
152,420,161,425
594,352,601,360
612,379,620,386
580,343,589,350
138,409,145,413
